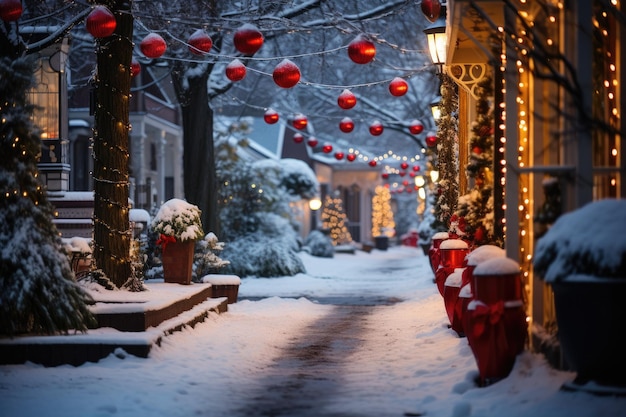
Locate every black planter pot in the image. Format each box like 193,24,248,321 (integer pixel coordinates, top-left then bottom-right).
552,277,626,389
374,236,389,251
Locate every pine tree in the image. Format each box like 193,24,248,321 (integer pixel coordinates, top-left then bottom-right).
321,192,352,246
371,185,395,237
0,56,95,336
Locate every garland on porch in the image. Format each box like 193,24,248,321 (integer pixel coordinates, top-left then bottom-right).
452,76,501,247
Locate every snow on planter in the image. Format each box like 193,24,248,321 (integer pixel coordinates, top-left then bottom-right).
466,245,505,266
440,239,468,250
534,198,626,283
445,268,465,288
473,257,520,276
432,231,450,240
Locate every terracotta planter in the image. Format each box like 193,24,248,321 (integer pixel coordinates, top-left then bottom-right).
374,236,389,251
552,277,626,389
162,239,195,285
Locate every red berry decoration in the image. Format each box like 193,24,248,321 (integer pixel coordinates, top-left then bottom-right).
233,24,264,55
225,59,246,82
292,114,308,130
382,172,389,179
369,121,383,136
273,59,300,89
264,108,279,124
188,29,212,55
307,137,319,147
346,154,356,162
472,146,483,155
322,143,333,154
86,5,116,38
425,132,438,147
334,151,345,160
389,77,408,97
293,133,304,143
409,119,424,134
339,117,354,133
400,162,409,170
130,59,141,77
0,0,22,21
337,89,357,109
368,160,378,167
140,33,167,59
348,35,376,64
421,0,442,23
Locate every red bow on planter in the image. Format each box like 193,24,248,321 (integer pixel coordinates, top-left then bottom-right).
470,301,504,338
156,234,176,251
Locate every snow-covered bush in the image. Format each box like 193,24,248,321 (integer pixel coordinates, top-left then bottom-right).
534,199,626,282
303,230,335,258
152,198,204,242
192,232,230,281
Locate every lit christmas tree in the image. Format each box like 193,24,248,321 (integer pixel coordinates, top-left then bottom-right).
321,192,352,246
0,56,94,335
371,185,395,238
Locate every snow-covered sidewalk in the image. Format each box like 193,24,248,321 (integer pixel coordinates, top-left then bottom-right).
1,246,623,417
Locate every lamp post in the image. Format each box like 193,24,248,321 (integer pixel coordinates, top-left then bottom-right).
423,6,448,73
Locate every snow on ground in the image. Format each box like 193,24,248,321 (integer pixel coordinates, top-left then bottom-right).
1,246,624,417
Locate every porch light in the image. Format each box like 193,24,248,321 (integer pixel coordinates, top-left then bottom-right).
423,7,447,73
309,197,322,211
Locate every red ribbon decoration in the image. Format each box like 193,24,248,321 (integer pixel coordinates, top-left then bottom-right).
470,301,505,338
156,234,176,251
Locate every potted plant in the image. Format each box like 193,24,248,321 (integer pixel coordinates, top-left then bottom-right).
533,199,626,392
152,198,204,285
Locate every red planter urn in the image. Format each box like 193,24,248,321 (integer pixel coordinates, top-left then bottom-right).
443,268,465,336
472,257,523,304
435,239,469,296
428,231,449,274
464,245,505,293
459,283,473,339
161,239,195,285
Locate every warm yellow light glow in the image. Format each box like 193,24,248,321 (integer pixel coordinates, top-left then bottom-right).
414,175,425,187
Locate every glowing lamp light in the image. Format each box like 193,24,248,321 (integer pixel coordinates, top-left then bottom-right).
346,154,356,162
409,119,424,134
307,137,319,148
425,132,438,147
309,197,322,211
292,114,308,130
389,77,408,96
188,29,213,55
430,97,442,122
423,6,447,73
334,151,345,160
130,59,141,77
339,117,355,133
86,5,116,38
0,0,22,21
337,89,357,109
225,59,247,82
233,24,264,55
348,35,376,64
414,175,425,187
264,108,279,124
322,143,333,154
430,170,440,182
273,59,300,88
140,33,167,59
369,121,383,136
293,133,304,143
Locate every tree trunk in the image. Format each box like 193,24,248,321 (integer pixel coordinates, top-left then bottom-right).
92,0,133,288
172,62,219,237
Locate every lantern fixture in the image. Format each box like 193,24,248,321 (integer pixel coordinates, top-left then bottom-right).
430,97,442,122
423,6,447,73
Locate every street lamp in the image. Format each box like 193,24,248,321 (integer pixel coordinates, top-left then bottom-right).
423,6,447,73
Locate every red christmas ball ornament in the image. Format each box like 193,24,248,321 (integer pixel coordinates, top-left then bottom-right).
273,59,300,88
293,133,304,143
233,24,264,55
86,5,116,38
337,89,357,109
400,162,409,170
369,120,383,136
382,172,389,179
405,187,413,193
403,180,409,186
389,77,408,97
307,137,319,148
130,59,141,77
409,171,416,178
348,35,376,64
292,114,308,130
322,143,333,153
225,59,247,82
140,33,167,59
425,132,438,147
339,117,355,133
421,0,442,23
264,108,279,124
0,0,22,22
412,165,420,172
368,160,377,167
334,151,345,160
346,153,356,162
409,119,424,134
188,29,212,55
399,171,406,177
